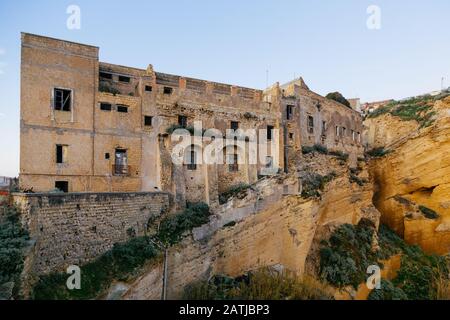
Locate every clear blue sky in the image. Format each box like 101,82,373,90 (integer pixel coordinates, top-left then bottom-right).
1,0,450,177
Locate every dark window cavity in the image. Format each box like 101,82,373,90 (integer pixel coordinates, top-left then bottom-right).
117,105,128,113
100,103,112,111
55,181,69,193
144,116,153,126
145,85,153,92
178,115,187,128
267,125,274,140
54,88,71,111
99,72,113,80
118,75,131,83
163,87,173,95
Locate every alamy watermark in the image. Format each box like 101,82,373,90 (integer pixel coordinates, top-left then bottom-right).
367,5,381,30
66,5,81,30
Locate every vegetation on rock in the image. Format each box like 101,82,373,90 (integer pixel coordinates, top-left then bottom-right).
366,147,390,158
418,205,439,220
219,183,252,205
301,172,337,199
320,221,450,300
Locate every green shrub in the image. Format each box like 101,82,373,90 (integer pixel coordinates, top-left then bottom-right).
0,205,30,299
158,202,211,245
302,144,328,155
98,82,121,95
368,279,408,300
219,184,252,204
326,92,351,108
366,147,390,158
32,236,160,300
301,172,337,199
183,269,334,300
419,205,439,220
319,219,378,288
328,150,349,161
349,174,367,186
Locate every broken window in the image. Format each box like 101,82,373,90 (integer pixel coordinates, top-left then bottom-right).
100,103,112,111
163,87,173,95
55,181,69,193
267,125,274,140
117,105,128,113
357,132,361,143
118,75,131,83
144,116,153,126
105,153,110,160
178,115,187,128
231,121,239,130
307,116,314,134
342,127,347,137
54,88,71,111
289,132,294,140
114,149,128,175
56,145,68,164
286,105,294,120
322,121,327,135
99,72,113,80
145,85,153,92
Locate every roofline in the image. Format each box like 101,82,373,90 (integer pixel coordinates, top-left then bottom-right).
21,32,99,49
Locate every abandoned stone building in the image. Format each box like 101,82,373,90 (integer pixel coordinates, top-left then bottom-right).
19,33,363,206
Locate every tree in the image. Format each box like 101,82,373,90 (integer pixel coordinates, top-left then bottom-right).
326,92,351,108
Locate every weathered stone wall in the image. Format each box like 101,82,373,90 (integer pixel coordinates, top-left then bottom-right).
12,191,170,276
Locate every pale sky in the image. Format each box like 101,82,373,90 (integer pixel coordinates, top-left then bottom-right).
1,0,450,177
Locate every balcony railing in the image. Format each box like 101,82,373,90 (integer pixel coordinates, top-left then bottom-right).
113,164,130,176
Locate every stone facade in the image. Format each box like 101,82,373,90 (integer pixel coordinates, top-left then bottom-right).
13,191,170,276
20,33,363,206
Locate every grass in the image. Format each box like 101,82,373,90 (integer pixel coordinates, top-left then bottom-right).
219,183,252,205
183,268,334,300
33,202,211,300
328,150,349,161
349,174,367,186
0,205,30,299
367,93,448,127
301,172,337,199
98,82,121,95
418,205,439,220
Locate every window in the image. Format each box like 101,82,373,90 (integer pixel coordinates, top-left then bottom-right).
105,153,110,160
352,130,355,141
144,116,153,126
342,127,347,137
357,132,361,143
54,88,71,111
307,116,314,134
187,146,197,171
267,125,274,140
286,105,294,120
117,105,128,113
289,132,294,140
99,72,113,80
322,121,327,135
56,145,68,164
55,181,69,193
118,75,131,83
145,85,153,92
231,121,239,130
336,126,340,137
229,153,239,172
114,149,128,175
163,87,173,95
100,103,112,111
178,115,187,128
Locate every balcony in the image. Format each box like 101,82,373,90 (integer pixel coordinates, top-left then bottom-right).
113,164,130,176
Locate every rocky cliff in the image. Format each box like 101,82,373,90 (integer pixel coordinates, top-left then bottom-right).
365,95,450,254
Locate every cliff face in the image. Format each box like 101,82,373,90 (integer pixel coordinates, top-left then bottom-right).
116,154,379,299
366,97,450,254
